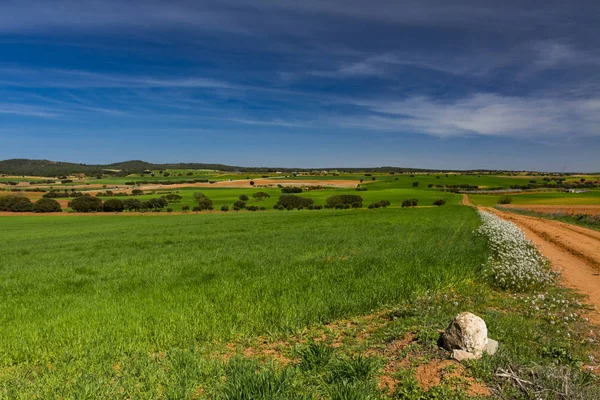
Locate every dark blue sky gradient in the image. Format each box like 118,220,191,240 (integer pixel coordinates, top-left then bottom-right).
0,1,599,171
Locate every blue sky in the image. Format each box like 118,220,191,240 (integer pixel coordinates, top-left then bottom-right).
0,1,599,171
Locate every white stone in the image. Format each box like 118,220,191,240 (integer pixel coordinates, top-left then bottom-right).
442,312,488,356
485,338,499,355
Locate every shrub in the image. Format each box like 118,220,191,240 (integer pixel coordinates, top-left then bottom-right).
252,192,271,201
368,200,390,209
193,192,209,202
166,207,173,213
221,205,229,212
123,199,142,212
182,205,190,212
281,187,302,193
433,199,446,206
249,181,255,186
239,194,249,201
247,205,259,211
197,198,214,210
275,195,313,210
141,198,168,211
163,193,182,202
412,181,419,187
497,195,512,205
0,195,33,212
69,195,103,212
401,198,418,208
233,200,247,209
32,198,61,213
103,198,124,212
326,194,363,209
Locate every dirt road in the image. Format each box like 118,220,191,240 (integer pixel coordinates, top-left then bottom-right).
485,207,600,324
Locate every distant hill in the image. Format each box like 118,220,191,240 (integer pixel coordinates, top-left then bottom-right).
0,158,519,177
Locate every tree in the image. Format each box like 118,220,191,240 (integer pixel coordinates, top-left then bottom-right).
103,198,124,212
197,197,214,210
275,195,313,210
401,199,418,208
326,194,363,209
239,194,249,201
250,181,255,186
131,189,144,196
164,193,182,202
0,195,33,212
69,195,103,212
193,192,209,202
412,181,419,187
252,192,271,201
123,198,142,212
433,199,446,206
233,200,247,209
33,198,61,213
221,205,229,211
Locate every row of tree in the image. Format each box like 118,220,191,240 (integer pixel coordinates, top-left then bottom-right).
0,196,61,212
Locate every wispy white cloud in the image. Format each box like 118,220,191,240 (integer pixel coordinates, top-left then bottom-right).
334,93,600,138
0,103,62,118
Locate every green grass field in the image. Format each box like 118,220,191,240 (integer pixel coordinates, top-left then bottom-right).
0,206,487,396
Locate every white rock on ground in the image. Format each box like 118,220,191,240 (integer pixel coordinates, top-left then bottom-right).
442,312,489,358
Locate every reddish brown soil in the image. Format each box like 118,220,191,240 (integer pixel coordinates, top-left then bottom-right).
415,359,491,397
486,208,600,324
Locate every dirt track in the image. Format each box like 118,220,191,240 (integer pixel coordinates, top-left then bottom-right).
485,207,600,324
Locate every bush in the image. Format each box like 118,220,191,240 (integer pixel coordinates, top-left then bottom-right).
433,199,446,206
247,205,259,211
69,195,103,212
33,198,62,213
412,181,419,187
221,205,229,212
197,197,214,210
233,200,247,209
401,198,418,208
275,195,313,210
0,195,33,212
252,192,271,201
326,194,363,209
281,187,302,193
131,189,144,196
497,195,512,205
103,198,124,212
368,200,390,209
141,198,168,211
239,194,249,201
166,208,173,213
123,199,142,212
163,193,182,202
182,205,190,212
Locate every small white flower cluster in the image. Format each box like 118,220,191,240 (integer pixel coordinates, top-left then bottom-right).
477,211,557,291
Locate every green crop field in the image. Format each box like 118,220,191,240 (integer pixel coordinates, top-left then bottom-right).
470,190,600,206
0,206,487,396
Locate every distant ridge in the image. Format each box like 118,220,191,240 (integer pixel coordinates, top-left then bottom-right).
0,158,557,177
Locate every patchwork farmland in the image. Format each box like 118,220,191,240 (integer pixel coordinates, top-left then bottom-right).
1,162,599,398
